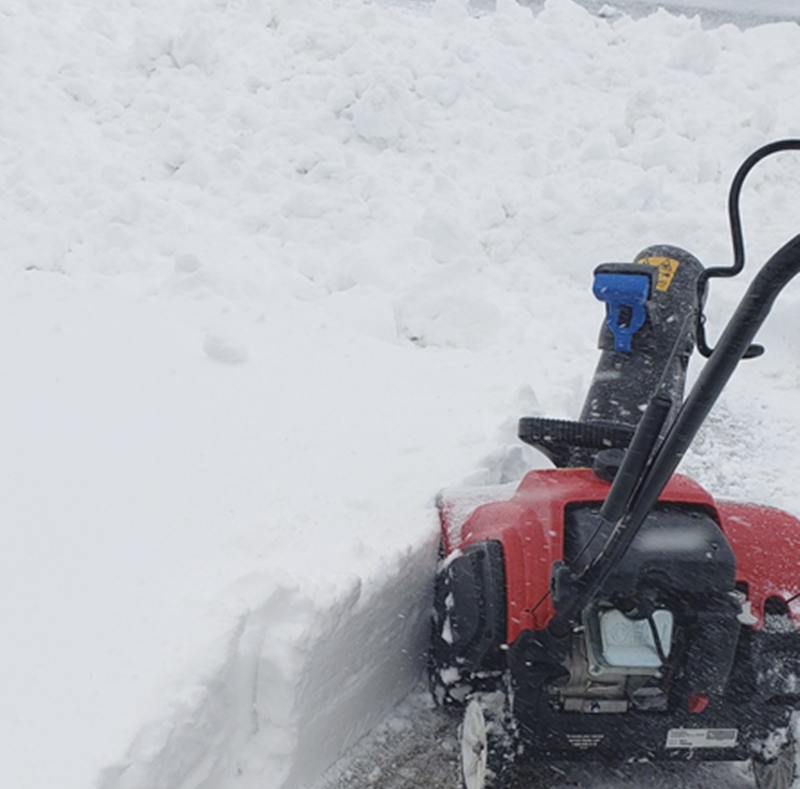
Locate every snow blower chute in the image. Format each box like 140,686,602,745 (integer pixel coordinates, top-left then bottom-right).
431,139,800,789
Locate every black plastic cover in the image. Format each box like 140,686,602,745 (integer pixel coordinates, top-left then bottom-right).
563,503,736,598
445,540,507,673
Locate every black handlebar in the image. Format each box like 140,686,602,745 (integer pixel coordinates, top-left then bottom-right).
697,138,800,358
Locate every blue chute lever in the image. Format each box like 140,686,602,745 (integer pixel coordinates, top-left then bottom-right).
593,272,651,353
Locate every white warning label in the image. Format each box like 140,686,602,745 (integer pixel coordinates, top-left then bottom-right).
566,733,605,750
666,728,738,749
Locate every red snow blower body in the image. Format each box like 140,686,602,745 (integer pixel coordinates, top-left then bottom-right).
430,140,800,789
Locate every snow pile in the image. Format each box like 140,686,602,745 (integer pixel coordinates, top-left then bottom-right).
2,1,800,788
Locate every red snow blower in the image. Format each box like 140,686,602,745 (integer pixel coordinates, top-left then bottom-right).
430,139,800,789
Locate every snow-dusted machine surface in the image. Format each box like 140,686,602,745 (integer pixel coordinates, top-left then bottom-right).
431,140,800,789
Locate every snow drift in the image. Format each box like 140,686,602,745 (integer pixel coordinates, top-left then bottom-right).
2,1,800,788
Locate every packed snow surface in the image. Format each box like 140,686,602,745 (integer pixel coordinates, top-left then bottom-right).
2,1,800,788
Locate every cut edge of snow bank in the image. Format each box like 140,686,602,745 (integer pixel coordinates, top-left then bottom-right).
96,536,438,789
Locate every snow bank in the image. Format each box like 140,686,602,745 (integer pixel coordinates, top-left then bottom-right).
2,1,800,788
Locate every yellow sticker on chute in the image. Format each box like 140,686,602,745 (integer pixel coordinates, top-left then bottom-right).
640,256,680,292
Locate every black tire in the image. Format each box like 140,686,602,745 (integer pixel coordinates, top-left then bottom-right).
459,690,516,789
753,722,798,789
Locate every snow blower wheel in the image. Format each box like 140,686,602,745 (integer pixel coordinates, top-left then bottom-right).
460,691,516,789
752,722,798,789
431,140,800,789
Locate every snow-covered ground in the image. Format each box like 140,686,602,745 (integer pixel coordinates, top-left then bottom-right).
2,1,800,788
